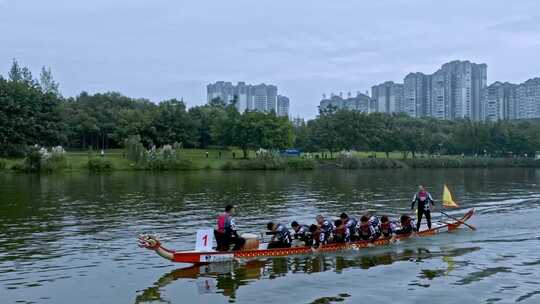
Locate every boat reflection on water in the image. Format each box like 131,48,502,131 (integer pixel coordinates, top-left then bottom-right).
135,246,479,303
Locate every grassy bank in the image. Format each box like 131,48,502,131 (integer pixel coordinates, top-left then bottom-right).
1,149,539,173
335,155,540,169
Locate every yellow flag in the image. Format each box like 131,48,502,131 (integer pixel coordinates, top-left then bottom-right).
442,184,459,207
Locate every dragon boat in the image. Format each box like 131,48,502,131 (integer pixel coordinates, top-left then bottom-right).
139,209,474,264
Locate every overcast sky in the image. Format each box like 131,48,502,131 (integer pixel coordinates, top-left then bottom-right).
1,0,539,118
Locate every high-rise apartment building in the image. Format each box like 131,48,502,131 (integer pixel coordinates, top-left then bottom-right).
516,78,540,119
403,73,429,118
319,92,371,113
439,60,487,120
482,82,517,121
376,60,487,120
480,78,540,121
277,95,290,117
206,81,288,116
429,69,448,119
371,81,403,114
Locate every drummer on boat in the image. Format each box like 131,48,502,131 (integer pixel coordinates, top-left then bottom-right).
215,204,246,251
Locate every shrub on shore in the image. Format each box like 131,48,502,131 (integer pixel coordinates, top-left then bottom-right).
87,158,114,172
285,158,316,170
139,158,193,170
124,139,194,171
15,145,68,172
221,158,286,170
404,157,540,168
221,151,315,170
336,153,406,169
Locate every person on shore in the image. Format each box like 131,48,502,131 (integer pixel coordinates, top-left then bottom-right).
291,221,312,246
357,215,380,241
411,185,436,231
266,222,292,249
339,213,358,241
215,205,246,251
316,215,334,244
396,214,416,235
379,215,398,239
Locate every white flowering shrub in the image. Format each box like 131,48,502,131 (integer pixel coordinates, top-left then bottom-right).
23,145,68,172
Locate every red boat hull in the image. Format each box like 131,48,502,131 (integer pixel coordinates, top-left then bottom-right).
166,209,474,264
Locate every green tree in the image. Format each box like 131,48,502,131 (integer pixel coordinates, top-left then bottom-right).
39,66,60,96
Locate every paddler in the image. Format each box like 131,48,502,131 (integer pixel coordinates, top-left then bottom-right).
266,222,292,249
396,214,416,235
291,221,312,246
215,204,246,251
366,211,381,232
308,224,323,249
411,185,436,231
357,215,380,241
339,213,358,241
316,215,334,243
333,219,347,243
379,215,398,239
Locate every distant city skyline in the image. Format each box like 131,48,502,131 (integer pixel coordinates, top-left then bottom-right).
320,59,540,121
2,1,540,118
206,81,289,117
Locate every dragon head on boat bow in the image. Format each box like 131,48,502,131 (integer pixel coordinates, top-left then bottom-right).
138,234,161,250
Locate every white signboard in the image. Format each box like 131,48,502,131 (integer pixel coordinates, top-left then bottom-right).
195,229,214,252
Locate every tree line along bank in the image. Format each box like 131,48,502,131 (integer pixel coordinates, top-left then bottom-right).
1,61,539,172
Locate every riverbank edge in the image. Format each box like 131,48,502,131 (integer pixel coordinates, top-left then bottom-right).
1,156,539,173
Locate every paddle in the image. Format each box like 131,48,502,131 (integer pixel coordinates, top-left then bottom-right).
440,210,476,231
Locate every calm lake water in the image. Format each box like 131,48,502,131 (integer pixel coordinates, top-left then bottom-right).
1,169,540,304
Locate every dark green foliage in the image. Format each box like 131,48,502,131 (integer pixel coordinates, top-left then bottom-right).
221,156,315,170
296,109,540,158
87,158,113,172
221,158,286,170
404,157,540,168
139,158,193,171
23,147,43,172
124,135,146,163
0,159,6,170
336,154,406,169
0,68,66,156
285,158,315,170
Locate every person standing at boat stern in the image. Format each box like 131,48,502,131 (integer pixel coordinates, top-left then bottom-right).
215,205,246,251
266,222,292,249
411,185,436,231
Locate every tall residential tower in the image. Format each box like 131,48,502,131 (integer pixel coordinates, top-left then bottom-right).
206,81,289,117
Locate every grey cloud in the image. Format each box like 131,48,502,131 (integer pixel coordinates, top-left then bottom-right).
1,0,540,118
